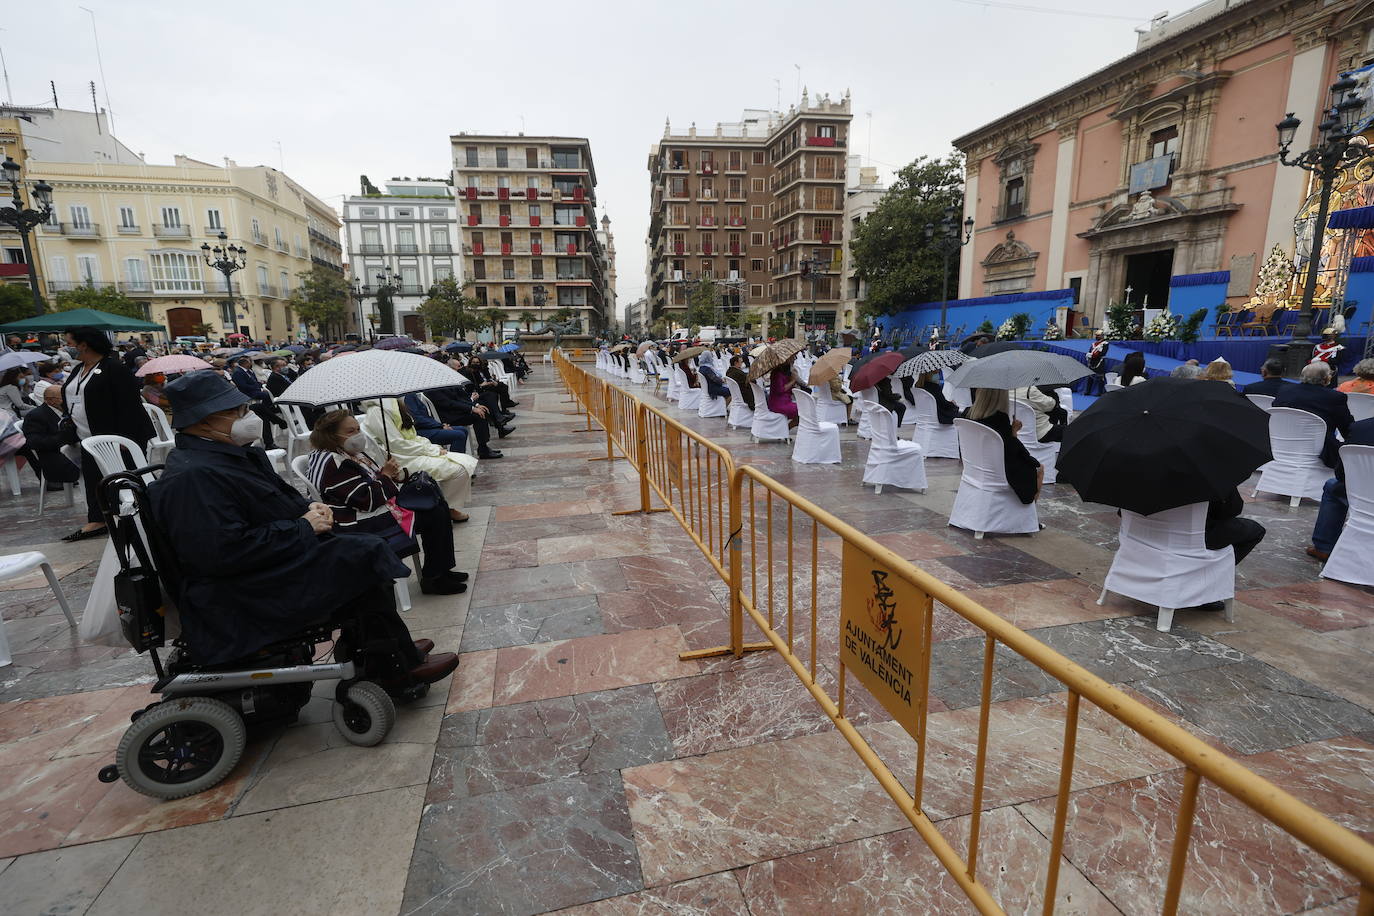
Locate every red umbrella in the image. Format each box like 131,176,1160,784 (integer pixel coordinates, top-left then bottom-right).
847,351,905,392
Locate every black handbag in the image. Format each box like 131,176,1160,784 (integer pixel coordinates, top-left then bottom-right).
395,470,443,511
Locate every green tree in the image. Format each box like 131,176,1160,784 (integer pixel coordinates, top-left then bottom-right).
287,266,350,340
739,308,764,332
484,308,509,338
850,153,966,317
518,310,537,332
51,284,145,320
190,322,215,338
553,307,575,323
768,314,793,338
0,283,40,325
684,278,721,330
418,276,480,340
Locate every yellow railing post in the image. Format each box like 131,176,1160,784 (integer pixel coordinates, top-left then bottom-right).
727,464,744,658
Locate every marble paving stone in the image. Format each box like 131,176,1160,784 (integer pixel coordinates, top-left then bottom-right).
934,542,1073,589
482,514,612,547
550,872,748,915
0,752,122,857
964,577,1134,632
738,806,1120,916
479,538,540,571
1010,527,1117,583
429,684,671,800
0,685,133,769
1235,580,1374,632
1017,737,1373,916
596,582,734,652
619,552,727,591
235,704,443,815
0,647,153,703
621,729,913,885
402,771,642,916
538,531,668,565
1128,660,1374,755
461,594,604,652
446,648,498,714
90,785,426,916
494,498,606,522
1344,625,1374,657
469,558,628,608
0,835,140,916
492,626,700,706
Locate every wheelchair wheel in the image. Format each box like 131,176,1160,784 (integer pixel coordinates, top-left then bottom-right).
115,697,246,800
332,681,395,747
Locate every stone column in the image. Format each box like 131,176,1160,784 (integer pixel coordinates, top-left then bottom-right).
1263,35,1330,259
1046,123,1077,290
959,169,980,300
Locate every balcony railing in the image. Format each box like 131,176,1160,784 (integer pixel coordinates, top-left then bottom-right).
295,245,309,258
205,225,226,236
395,243,420,254
430,243,454,254
46,280,86,291
458,157,554,169
275,240,290,252
359,244,385,255
66,223,101,238
154,224,192,238
252,234,269,247
397,284,425,296
117,224,140,234
118,281,154,293
258,283,279,298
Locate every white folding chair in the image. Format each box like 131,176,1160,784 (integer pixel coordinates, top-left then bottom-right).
142,403,176,463
942,380,973,410
813,381,850,426
863,404,926,494
1245,394,1275,412
676,364,703,412
1098,502,1235,633
1254,407,1332,506
948,419,1039,538
748,378,791,442
909,387,960,459
791,391,841,464
1348,392,1374,423
280,403,314,464
1,454,20,497
1012,399,1060,485
854,388,876,440
896,385,919,428
723,376,754,429
0,551,77,665
1321,444,1374,586
698,376,727,418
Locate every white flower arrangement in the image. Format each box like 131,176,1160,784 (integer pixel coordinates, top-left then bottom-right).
995,317,1018,340
1143,309,1178,342
1042,318,1063,341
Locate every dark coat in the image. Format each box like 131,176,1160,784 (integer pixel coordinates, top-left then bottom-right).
1273,383,1354,468
231,365,270,402
964,409,1040,504
265,371,291,398
61,356,155,446
1240,377,1292,398
20,403,80,483
427,384,482,426
149,435,409,665
726,366,754,409
919,379,959,425
1335,418,1374,481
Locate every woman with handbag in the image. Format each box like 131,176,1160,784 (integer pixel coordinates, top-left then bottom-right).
307,410,467,595
361,398,477,523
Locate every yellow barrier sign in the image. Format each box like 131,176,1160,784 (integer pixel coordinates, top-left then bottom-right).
840,541,924,737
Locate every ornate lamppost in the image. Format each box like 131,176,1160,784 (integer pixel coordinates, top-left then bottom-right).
0,157,53,316
350,277,372,341
1274,74,1368,374
798,251,830,342
924,206,974,343
373,268,400,336
200,232,247,338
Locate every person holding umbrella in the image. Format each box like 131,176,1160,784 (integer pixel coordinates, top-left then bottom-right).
726,355,754,410
748,340,806,428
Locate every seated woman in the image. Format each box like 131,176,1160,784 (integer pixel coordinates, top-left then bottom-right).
142,371,172,416
1201,357,1234,387
697,353,731,401
962,388,1042,504
767,357,801,429
402,391,468,453
914,371,957,424
875,376,905,424
1118,351,1149,387
362,398,478,523
1013,384,1068,443
680,358,701,389
307,410,467,596
1337,358,1374,395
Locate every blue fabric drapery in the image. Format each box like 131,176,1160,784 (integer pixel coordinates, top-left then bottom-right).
1349,256,1374,274
1326,205,1374,230
1169,271,1230,287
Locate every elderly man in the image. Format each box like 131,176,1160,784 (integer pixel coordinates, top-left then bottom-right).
1240,358,1292,398
230,355,279,449
148,372,458,685
1273,362,1353,468
20,386,81,489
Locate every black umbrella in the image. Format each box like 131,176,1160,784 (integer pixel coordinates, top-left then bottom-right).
898,343,928,360
1056,378,1272,516
975,340,1025,357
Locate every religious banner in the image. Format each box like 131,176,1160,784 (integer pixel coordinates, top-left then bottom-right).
840,541,926,738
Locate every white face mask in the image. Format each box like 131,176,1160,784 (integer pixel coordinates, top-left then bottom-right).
229,411,263,446
343,432,369,454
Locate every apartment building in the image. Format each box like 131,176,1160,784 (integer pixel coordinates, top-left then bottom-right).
450,135,610,334
31,155,345,341
645,90,852,334
841,160,886,329
342,177,460,338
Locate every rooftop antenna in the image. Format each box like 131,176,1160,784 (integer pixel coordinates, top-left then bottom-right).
866,110,873,163
50,80,57,108
773,77,781,112
89,81,100,133
274,139,284,171
0,33,12,104
794,63,801,103
79,7,115,141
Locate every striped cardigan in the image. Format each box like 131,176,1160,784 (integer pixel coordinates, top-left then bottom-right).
306,450,399,527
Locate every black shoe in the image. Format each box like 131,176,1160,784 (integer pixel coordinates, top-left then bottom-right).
478,448,504,459
1195,600,1227,612
496,426,516,438
443,570,470,583
420,576,467,595
505,401,520,407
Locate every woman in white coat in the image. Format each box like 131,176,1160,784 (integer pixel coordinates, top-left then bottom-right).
362,398,478,522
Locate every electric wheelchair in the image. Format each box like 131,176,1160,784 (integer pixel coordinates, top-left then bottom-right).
92,468,426,800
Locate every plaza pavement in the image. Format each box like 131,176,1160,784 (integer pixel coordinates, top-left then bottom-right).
0,366,1370,915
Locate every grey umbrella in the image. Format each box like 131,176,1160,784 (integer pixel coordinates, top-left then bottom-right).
893,349,969,378
944,349,1090,390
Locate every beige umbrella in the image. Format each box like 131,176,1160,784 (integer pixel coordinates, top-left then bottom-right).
636,341,654,357
671,345,706,364
749,343,770,358
610,343,631,353
807,347,852,386
747,338,805,381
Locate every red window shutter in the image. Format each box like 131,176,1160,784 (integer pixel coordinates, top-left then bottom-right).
467,214,478,226
575,215,586,227
526,188,537,200
566,243,577,255
500,215,510,226
498,188,509,200
465,187,477,199
530,215,541,227
473,242,483,255
502,243,511,255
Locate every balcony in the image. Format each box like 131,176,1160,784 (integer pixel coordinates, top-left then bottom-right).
806,136,837,147
118,280,154,293
698,164,716,175
66,223,101,238
275,241,290,253
467,214,479,226
430,243,454,254
205,225,227,236
252,234,269,247
117,224,141,234
295,245,309,258
698,217,716,228
46,280,87,291
359,244,385,255
155,224,192,238
258,283,279,298
397,284,425,296
395,244,420,254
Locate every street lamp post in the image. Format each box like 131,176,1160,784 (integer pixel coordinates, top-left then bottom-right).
721,276,746,332
373,269,400,336
924,206,974,344
200,232,247,339
1274,75,1369,375
0,157,53,316
350,278,371,341
798,251,830,343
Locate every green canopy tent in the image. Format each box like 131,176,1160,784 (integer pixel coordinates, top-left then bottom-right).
0,308,166,334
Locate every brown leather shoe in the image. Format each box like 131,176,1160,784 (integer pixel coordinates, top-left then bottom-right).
409,652,460,684
414,639,434,658
1306,546,1330,561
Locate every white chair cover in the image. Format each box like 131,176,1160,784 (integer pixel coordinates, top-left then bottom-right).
863,404,926,493
896,385,919,427
749,378,791,442
909,387,960,459
1322,444,1374,586
1245,394,1275,412
676,362,703,411
143,403,176,462
1348,392,1374,423
665,363,682,402
698,377,727,418
942,380,973,410
854,388,876,440
724,376,755,429
1254,407,1332,506
948,419,1039,538
813,381,850,426
1055,387,1074,416
629,360,646,384
1012,399,1060,485
1099,502,1234,632
792,390,841,464
1103,382,1124,393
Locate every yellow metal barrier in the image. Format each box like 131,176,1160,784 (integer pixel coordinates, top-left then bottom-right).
557,352,1374,914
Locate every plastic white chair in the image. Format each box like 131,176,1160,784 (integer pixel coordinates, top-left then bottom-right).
863,404,926,494
36,472,77,516
1320,444,1374,586
909,387,960,459
813,381,850,426
0,551,77,665
143,403,176,463
1254,407,1332,507
1098,502,1235,633
853,388,876,440
1348,392,1374,423
280,403,314,464
792,391,841,464
1012,399,1060,485
948,419,1039,538
1103,382,1125,393
290,453,314,495
81,435,152,482
748,378,791,442
1245,394,1275,412
723,376,754,429
675,364,703,412
1,455,20,496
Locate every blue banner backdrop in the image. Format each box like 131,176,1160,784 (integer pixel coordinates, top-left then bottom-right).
875,289,1076,339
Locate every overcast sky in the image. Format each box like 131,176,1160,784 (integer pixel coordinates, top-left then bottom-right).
8,0,1162,316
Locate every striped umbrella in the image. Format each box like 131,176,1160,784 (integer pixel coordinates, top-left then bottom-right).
746,338,804,381
893,349,969,378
